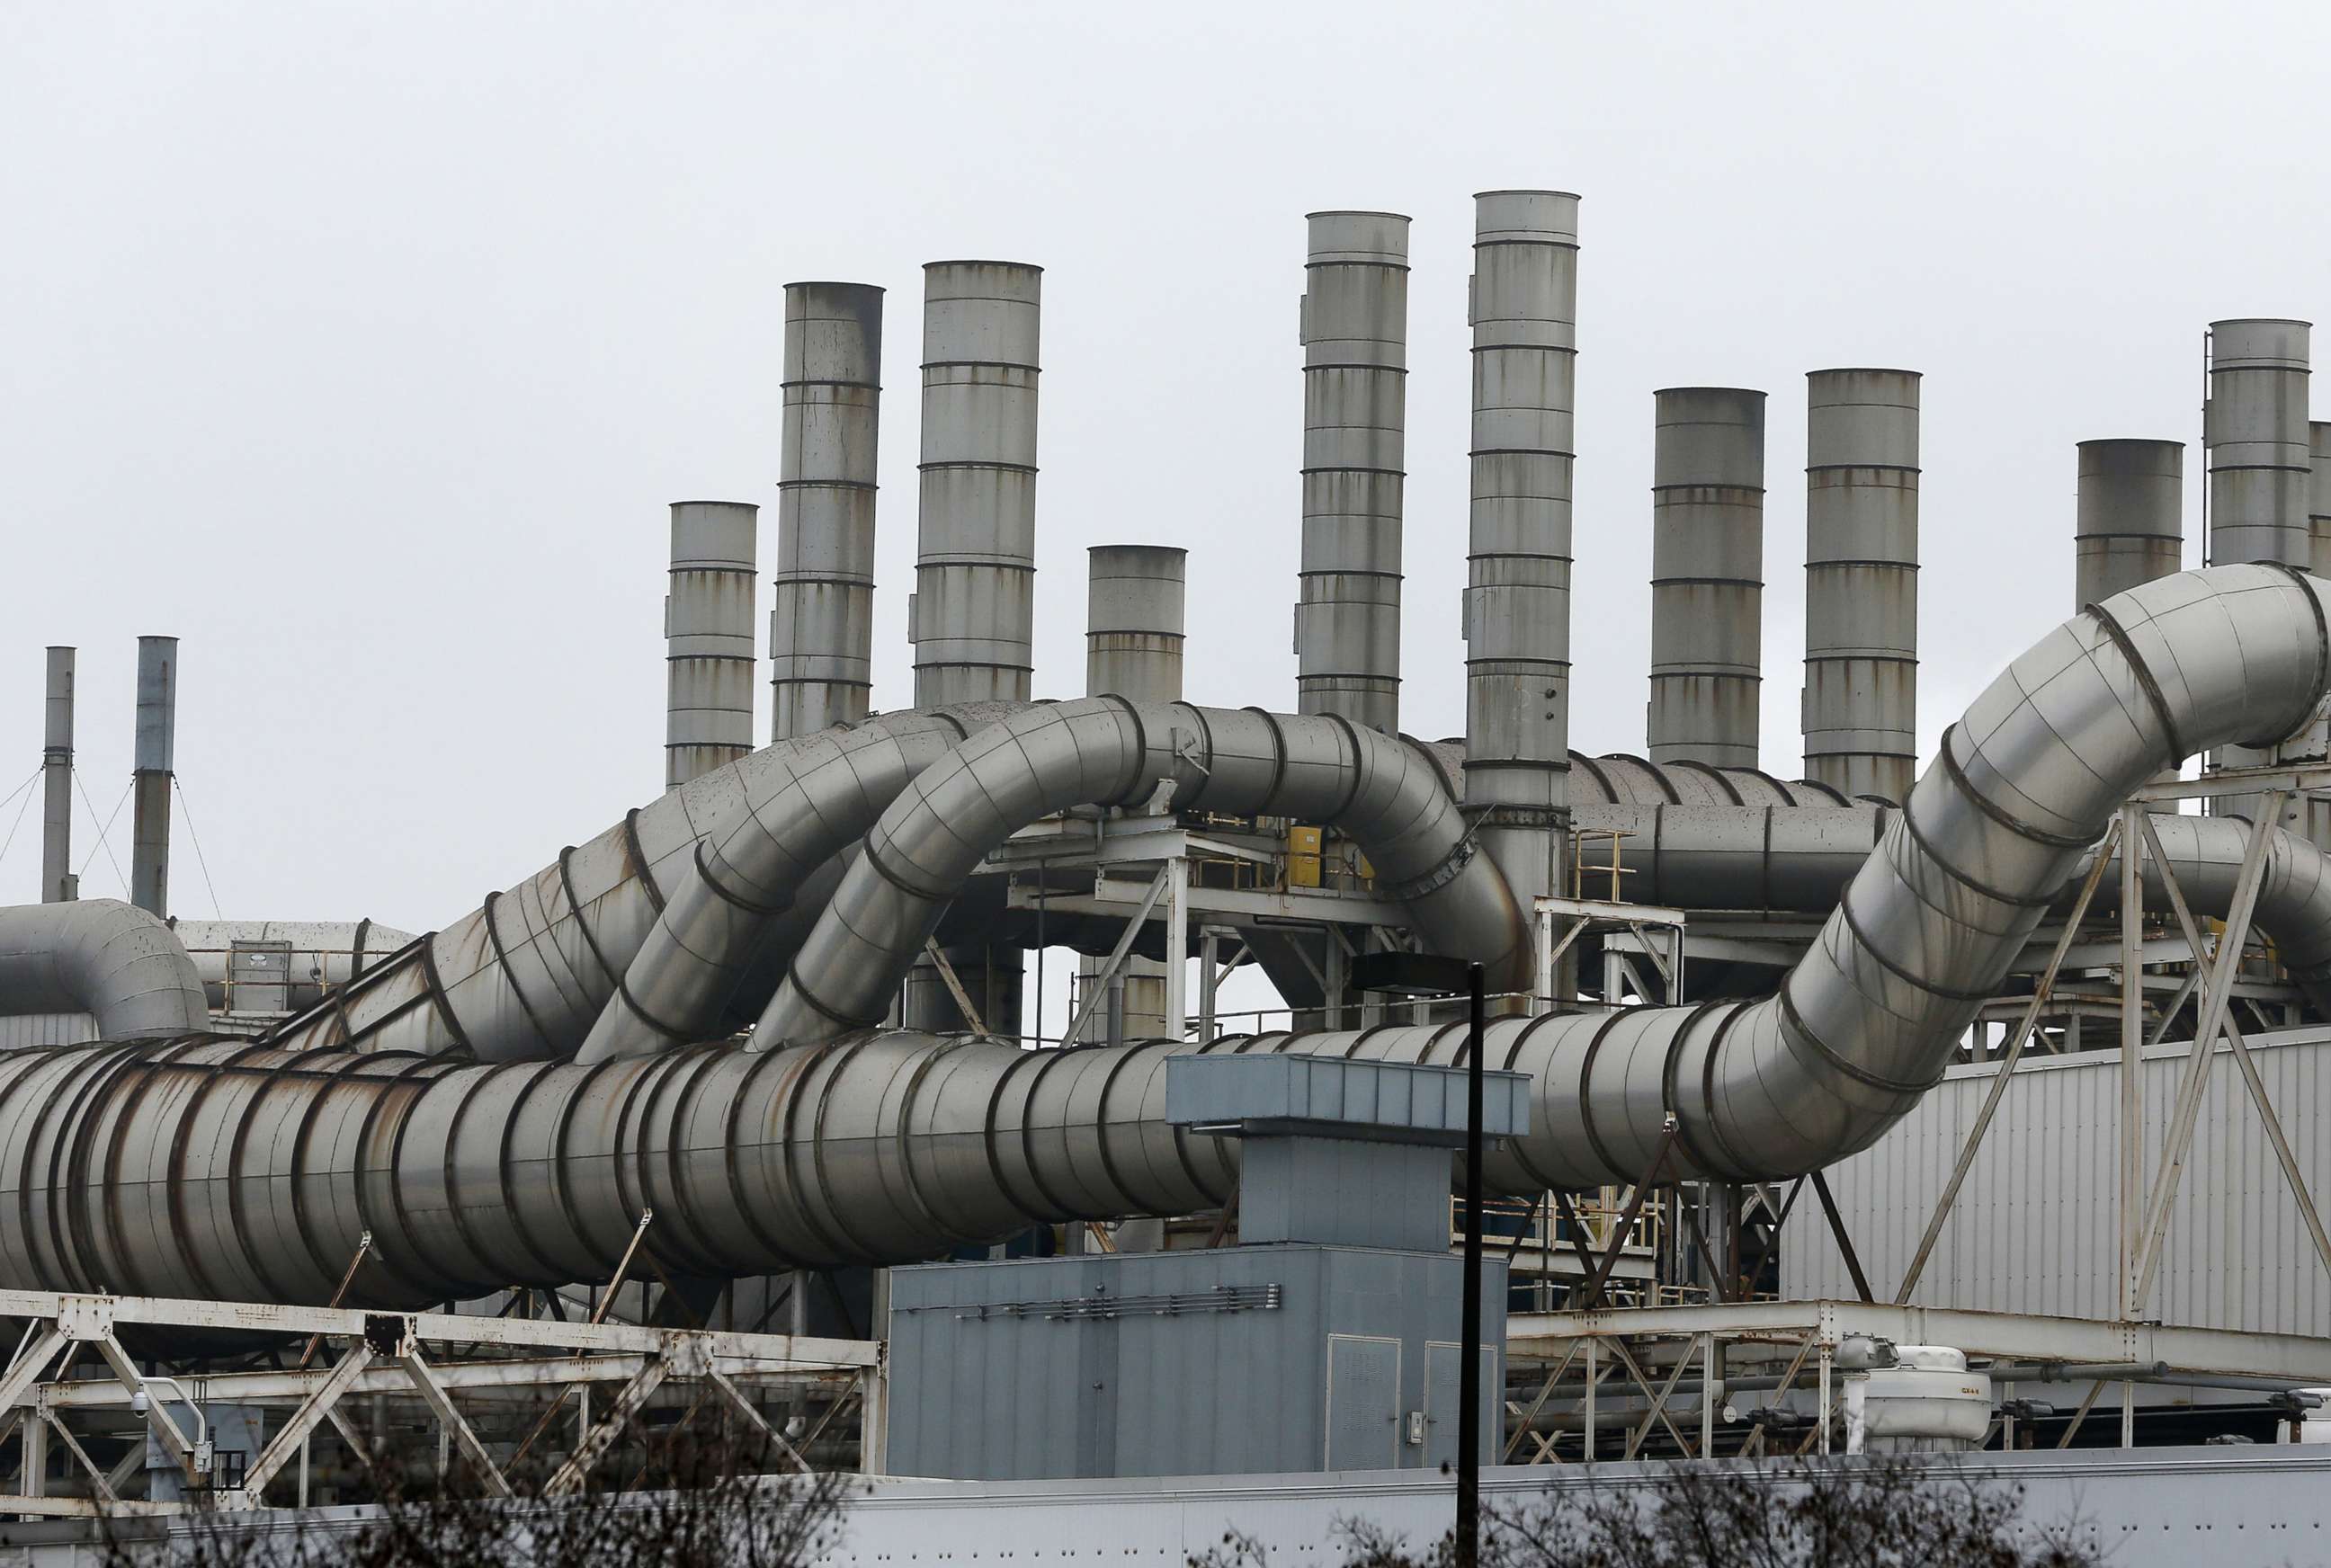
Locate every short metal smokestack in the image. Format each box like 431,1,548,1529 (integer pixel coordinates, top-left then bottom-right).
1648,387,1764,768
910,261,1041,708
129,636,176,918
1081,545,1188,1042
2205,319,2311,568
2075,440,2184,607
1803,369,1920,802
2310,421,2331,578
1464,190,1575,923
40,647,75,904
772,281,883,740
1298,210,1409,734
664,501,757,789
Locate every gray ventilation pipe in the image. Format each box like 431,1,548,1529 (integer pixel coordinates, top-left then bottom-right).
1802,370,1919,802
1649,387,1765,768
909,262,1041,708
40,647,74,904
1463,191,1576,924
168,920,419,1013
0,900,207,1040
2206,320,2312,569
665,501,758,789
1297,211,1409,734
129,636,177,918
2313,421,2331,579
772,281,883,740
757,699,1530,1044
13,566,2331,1305
2075,441,2184,608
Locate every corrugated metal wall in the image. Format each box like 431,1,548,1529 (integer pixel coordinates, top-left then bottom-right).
0,1013,96,1049
1785,1027,2331,1335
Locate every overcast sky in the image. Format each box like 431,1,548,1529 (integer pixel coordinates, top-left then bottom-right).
3,1,2326,958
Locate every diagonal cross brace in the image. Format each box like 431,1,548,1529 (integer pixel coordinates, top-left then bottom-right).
399,1350,514,1499
541,1356,673,1499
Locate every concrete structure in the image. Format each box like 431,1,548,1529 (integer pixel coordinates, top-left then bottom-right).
771,281,882,741
1802,369,1919,802
664,501,757,788
128,635,175,918
1297,210,1409,734
39,646,72,904
1464,191,1576,921
1648,387,1764,768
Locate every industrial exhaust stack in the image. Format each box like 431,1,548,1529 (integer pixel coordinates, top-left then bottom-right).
2075,440,2184,607
772,281,883,740
1298,210,1409,734
1648,387,1765,768
664,501,757,789
129,635,175,917
2312,420,2331,579
40,647,74,904
1802,369,1920,802
1463,190,1575,922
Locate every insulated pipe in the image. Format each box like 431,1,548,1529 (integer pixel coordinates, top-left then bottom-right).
665,502,758,789
772,282,883,740
1649,388,1765,768
757,699,1530,1044
40,648,74,904
0,900,207,1039
1464,191,1576,918
2075,441,2184,611
909,262,1041,708
1297,210,1409,734
129,636,176,918
1803,370,1919,801
2206,320,2312,569
167,920,419,1012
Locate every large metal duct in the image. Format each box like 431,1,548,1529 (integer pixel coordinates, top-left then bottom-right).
771,282,883,741
1648,387,1765,768
1296,211,1409,734
1080,547,1188,1041
665,501,758,789
40,647,74,904
0,900,207,1040
1802,370,1919,802
2206,319,2311,569
757,699,1531,1045
168,919,418,1013
909,262,1041,708
1464,191,1575,922
2075,441,2184,607
129,635,176,917
14,566,2331,1306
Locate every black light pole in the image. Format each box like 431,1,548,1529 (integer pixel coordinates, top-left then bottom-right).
1456,959,1486,1568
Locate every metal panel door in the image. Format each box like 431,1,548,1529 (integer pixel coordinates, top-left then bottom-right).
1325,1333,1401,1471
1423,1341,1498,1472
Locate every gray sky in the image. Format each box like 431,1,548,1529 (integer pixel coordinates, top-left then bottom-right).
3,0,2327,949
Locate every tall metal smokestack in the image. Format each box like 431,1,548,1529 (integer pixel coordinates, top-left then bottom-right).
1803,369,1920,802
129,635,176,918
2206,319,2311,568
1298,210,1409,734
2310,421,2331,579
1464,191,1575,925
664,502,758,790
909,261,1041,708
2075,440,2184,608
40,647,75,904
1648,387,1764,768
1081,545,1188,1043
772,281,883,740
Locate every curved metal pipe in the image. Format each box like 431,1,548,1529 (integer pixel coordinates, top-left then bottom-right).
755,699,1532,1044
0,901,208,1041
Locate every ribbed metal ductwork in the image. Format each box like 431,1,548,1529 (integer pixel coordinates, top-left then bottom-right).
0,900,207,1040
2076,441,2184,609
1649,387,1764,769
909,262,1041,708
2206,319,2312,569
772,282,883,741
1802,370,1919,802
168,920,418,1013
665,501,758,789
757,699,1530,1044
1297,211,1409,735
130,635,176,918
40,646,74,904
1463,191,1576,923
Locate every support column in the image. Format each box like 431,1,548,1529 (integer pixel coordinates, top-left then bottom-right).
665,501,757,788
1648,388,1764,767
129,636,176,918
40,647,74,904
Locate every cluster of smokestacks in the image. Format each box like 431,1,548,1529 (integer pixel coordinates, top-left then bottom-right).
34,637,179,916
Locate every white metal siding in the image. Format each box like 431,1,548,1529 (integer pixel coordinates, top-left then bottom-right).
1784,1027,2331,1335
